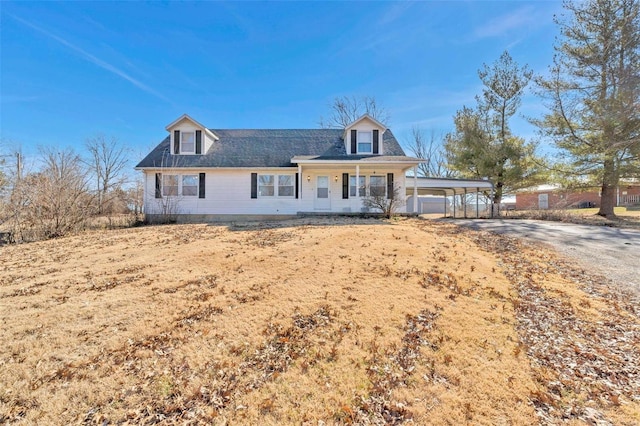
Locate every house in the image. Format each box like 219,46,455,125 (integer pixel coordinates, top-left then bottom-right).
135,114,426,222
515,183,640,210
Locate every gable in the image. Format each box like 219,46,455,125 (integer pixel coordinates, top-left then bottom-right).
165,114,218,155
343,115,388,156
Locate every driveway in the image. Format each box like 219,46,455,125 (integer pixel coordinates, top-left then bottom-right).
450,219,640,294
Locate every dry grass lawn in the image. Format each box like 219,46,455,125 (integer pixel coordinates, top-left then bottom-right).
1,217,638,425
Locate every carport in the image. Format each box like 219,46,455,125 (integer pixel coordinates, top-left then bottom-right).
405,177,495,218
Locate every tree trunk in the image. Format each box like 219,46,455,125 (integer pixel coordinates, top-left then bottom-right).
598,157,617,218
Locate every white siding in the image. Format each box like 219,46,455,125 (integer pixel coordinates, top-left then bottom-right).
143,167,410,216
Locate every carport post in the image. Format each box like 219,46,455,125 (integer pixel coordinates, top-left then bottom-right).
453,193,456,218
464,188,468,218
443,192,447,218
413,166,418,213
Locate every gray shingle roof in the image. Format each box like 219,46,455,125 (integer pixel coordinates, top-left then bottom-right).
135,129,409,168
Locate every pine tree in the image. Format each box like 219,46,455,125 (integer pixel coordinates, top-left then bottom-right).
445,51,545,205
536,0,640,218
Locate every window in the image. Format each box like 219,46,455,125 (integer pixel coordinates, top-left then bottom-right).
350,176,366,197
258,175,275,196
162,175,178,196
278,175,294,197
182,175,198,196
181,131,195,153
370,176,386,197
357,131,372,153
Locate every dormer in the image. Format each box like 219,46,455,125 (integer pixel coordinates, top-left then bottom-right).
165,114,218,155
343,114,387,156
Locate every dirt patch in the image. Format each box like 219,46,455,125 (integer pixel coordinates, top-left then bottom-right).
0,218,638,424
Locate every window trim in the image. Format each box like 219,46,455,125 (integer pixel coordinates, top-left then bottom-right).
277,174,295,197
180,131,196,154
160,173,200,197
181,174,198,197
357,131,373,154
258,174,275,197
369,175,386,197
257,173,296,198
162,174,179,197
349,175,366,197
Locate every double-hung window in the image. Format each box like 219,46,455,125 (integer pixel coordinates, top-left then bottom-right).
181,132,195,153
182,175,198,196
258,175,275,196
357,131,372,153
256,174,295,197
278,175,294,197
349,176,366,197
162,175,179,196
370,176,386,197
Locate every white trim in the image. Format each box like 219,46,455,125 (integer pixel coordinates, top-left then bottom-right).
343,114,387,133
165,114,219,140
180,131,196,154
257,173,296,198
160,173,201,197
356,130,373,154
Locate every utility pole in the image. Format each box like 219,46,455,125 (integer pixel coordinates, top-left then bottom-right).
16,152,22,181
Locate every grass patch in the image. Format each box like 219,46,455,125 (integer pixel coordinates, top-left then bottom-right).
0,218,637,424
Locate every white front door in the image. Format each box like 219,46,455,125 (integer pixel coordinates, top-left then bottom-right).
314,176,331,210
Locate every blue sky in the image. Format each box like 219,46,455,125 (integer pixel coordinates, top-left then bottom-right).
1,1,563,167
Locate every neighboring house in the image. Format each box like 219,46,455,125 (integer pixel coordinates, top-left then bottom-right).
135,114,425,222
515,183,640,210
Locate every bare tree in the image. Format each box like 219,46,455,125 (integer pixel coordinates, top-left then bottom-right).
319,95,390,128
150,148,184,223
362,184,405,219
5,148,93,241
125,175,145,217
85,134,129,215
406,127,456,178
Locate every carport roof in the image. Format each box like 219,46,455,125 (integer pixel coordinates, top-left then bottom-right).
406,176,494,196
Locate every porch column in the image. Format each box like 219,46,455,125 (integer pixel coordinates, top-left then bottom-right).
476,188,479,218
413,166,418,213
298,164,302,203
356,165,360,201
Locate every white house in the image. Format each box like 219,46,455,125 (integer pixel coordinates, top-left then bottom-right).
135,114,425,222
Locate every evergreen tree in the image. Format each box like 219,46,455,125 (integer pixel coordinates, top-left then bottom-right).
445,51,545,205
536,0,640,218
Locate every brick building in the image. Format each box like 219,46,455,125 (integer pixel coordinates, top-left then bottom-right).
515,183,640,210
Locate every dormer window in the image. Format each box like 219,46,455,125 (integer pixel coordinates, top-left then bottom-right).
181,132,195,153
357,131,372,153
173,129,203,155
349,128,380,155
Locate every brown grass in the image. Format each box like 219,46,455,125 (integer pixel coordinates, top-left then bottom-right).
509,206,640,229
0,217,637,425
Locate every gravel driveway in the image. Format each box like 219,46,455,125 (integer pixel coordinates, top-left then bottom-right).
450,219,640,294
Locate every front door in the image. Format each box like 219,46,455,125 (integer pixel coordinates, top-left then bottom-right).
538,193,549,209
314,176,331,210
